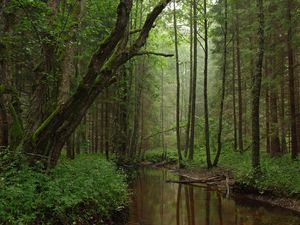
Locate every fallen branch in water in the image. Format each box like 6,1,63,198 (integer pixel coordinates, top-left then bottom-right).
166,175,226,184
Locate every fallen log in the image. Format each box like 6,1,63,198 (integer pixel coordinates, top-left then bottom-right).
166,175,226,184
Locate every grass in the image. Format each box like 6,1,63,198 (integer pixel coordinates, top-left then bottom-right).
0,153,128,225
144,146,300,197
219,150,300,197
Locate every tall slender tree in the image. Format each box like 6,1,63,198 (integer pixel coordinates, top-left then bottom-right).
235,0,244,153
173,0,183,163
286,0,298,160
251,0,265,172
185,0,194,159
189,0,198,161
203,0,212,168
214,0,228,167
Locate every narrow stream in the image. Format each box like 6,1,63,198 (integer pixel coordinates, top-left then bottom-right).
126,168,300,225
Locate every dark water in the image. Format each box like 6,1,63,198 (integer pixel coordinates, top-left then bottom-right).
126,168,300,225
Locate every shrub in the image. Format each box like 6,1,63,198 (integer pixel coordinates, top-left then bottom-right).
144,147,178,163
0,153,128,225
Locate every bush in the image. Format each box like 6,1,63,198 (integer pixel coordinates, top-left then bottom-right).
144,147,178,163
0,153,128,225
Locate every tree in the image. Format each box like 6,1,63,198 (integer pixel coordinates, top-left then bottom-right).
203,0,212,168
286,0,298,160
173,0,183,164
189,0,198,161
20,0,173,168
235,0,244,153
251,0,264,172
184,0,194,159
213,0,228,167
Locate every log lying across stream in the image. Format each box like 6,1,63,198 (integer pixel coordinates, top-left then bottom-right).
166,172,233,197
166,175,226,184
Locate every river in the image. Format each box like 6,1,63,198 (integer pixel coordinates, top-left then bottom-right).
126,167,300,225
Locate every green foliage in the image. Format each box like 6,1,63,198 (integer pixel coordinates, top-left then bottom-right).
0,154,128,225
190,149,300,197
144,147,178,163
220,151,300,197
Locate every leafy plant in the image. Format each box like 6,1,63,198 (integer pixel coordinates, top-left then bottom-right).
0,154,128,225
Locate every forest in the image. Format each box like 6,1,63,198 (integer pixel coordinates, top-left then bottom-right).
1,0,300,224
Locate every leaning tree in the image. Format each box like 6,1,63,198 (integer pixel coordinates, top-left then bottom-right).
1,0,172,168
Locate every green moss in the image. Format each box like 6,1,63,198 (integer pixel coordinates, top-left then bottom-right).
0,84,5,94
32,107,60,143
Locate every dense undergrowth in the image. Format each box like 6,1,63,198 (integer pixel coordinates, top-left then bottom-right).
0,151,128,225
144,147,300,197
143,147,178,163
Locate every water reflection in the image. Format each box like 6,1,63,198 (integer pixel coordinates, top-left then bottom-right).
126,168,300,225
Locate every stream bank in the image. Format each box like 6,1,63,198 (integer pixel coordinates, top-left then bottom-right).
126,167,300,225
139,159,300,214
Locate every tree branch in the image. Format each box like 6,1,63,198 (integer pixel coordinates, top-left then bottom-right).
83,0,133,85
130,25,156,35
130,0,172,52
134,51,174,57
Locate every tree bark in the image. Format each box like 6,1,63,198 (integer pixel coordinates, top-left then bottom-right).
173,0,183,163
251,0,264,172
279,55,287,153
269,56,281,156
214,0,228,167
189,0,198,161
265,61,270,153
203,0,212,168
184,0,194,158
235,1,244,152
287,0,298,160
232,35,237,152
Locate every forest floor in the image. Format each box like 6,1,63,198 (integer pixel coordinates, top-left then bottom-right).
142,147,300,213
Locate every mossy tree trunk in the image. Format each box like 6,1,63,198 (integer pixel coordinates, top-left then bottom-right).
23,0,172,168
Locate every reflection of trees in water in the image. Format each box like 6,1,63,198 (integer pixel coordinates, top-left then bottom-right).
205,190,211,225
184,186,191,225
127,169,300,225
176,184,181,225
217,193,223,225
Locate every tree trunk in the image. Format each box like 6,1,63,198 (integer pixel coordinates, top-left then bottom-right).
287,0,298,159
265,60,270,153
203,0,212,168
189,0,198,161
269,57,281,156
184,0,194,158
161,69,166,159
265,86,270,153
232,35,237,152
173,0,183,163
279,70,287,153
235,1,244,153
214,0,228,167
0,1,16,149
251,0,264,172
